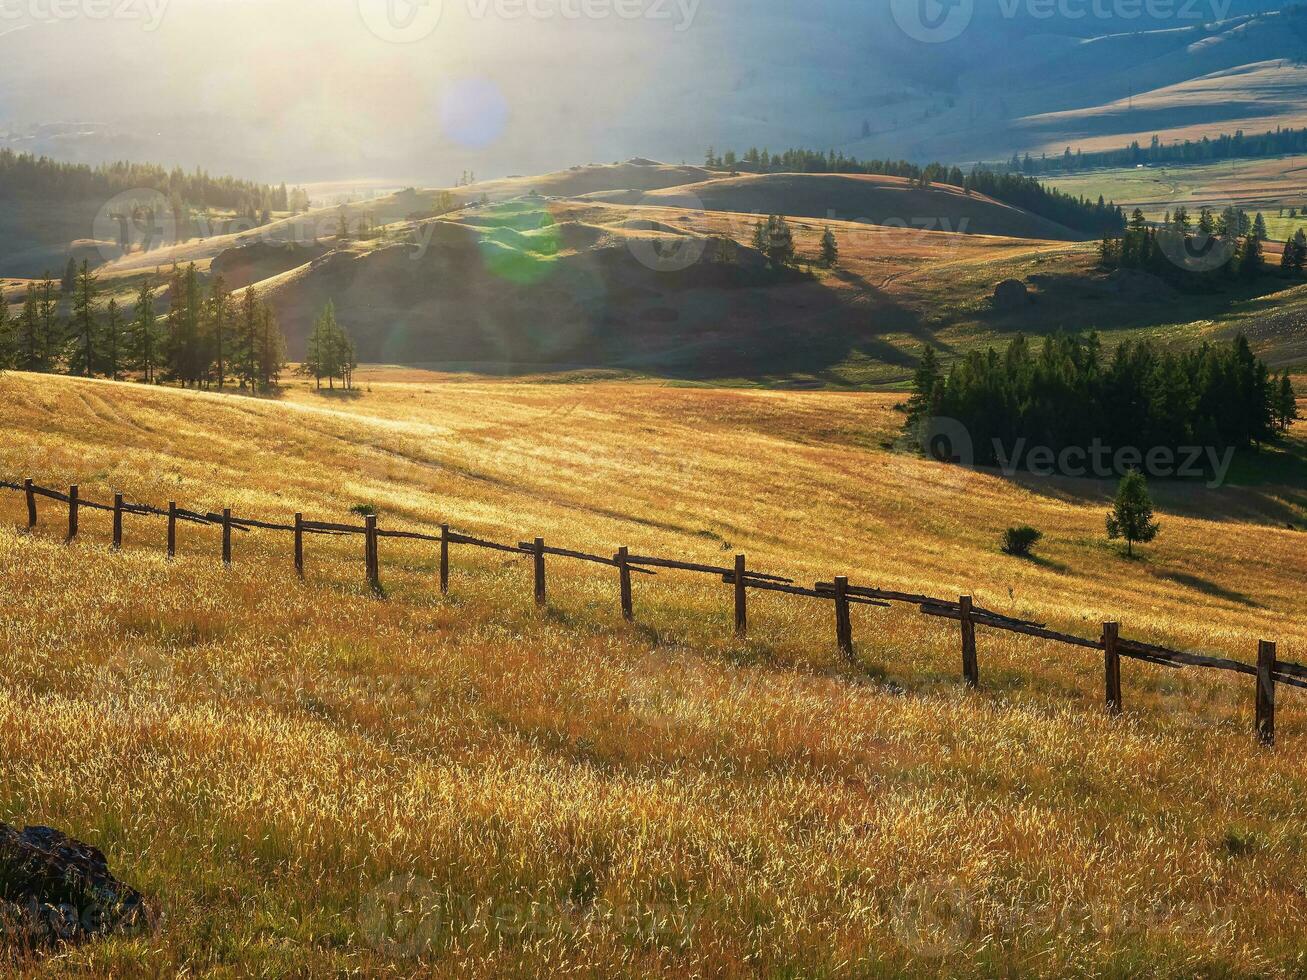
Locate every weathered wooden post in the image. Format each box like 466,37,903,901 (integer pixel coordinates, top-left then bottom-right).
112,493,124,550
1103,621,1122,716
66,485,78,542
617,546,634,622
833,576,855,663
734,554,747,637
439,524,450,595
23,478,35,530
533,537,547,607
959,595,979,688
1256,639,1276,747
294,513,304,578
222,508,232,566
167,502,177,559
365,515,380,591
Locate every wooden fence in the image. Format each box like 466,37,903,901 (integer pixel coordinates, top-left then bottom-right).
2,477,1301,747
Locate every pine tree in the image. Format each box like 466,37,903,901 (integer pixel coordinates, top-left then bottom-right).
904,345,942,434
61,256,77,294
37,276,60,371
17,286,43,371
1279,374,1300,432
208,276,232,389
255,300,288,391
1292,229,1307,275
1106,470,1160,557
1240,234,1264,280
237,286,260,389
763,215,795,269
819,227,839,268
0,294,14,370
129,279,161,383
1253,212,1269,241
102,298,124,381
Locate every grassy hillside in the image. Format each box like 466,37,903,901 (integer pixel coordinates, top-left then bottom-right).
1,369,1305,974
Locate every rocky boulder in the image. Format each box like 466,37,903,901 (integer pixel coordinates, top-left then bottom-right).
992,278,1030,311
0,824,153,947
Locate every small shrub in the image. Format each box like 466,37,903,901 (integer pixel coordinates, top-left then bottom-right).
350,503,378,517
1001,526,1043,557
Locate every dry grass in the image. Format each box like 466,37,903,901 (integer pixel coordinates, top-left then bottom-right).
1,370,1306,976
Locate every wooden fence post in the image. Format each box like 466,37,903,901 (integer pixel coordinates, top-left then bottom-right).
617,546,634,622
439,524,450,595
533,537,547,607
66,485,78,542
363,515,380,591
222,508,232,566
1103,621,1122,716
112,493,124,550
960,595,979,688
23,478,35,530
833,576,855,663
294,513,304,578
1256,639,1276,747
734,554,747,637
167,502,177,559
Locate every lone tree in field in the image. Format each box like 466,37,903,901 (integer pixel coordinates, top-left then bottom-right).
819,227,839,267
1106,470,1160,557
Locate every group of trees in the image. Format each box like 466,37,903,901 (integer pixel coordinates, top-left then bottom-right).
1098,207,1297,288
745,217,840,270
905,332,1298,470
300,301,357,390
0,149,295,217
0,262,289,392
704,146,1125,236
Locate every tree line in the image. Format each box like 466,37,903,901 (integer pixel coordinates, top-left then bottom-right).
703,146,1124,235
0,149,299,216
0,262,292,392
905,333,1298,470
1098,207,1305,290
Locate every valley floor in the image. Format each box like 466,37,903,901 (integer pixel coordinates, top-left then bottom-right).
1,370,1306,976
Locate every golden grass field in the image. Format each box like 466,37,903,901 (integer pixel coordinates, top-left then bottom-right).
1,368,1306,976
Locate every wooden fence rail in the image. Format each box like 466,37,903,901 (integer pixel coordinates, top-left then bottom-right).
2,477,1301,747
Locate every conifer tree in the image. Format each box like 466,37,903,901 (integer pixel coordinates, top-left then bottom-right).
0,294,14,370
1252,212,1269,241
208,276,232,389
17,286,43,371
129,279,161,383
1279,374,1300,432
37,276,60,371
1106,470,1160,557
819,227,839,267
256,300,288,391
103,298,124,380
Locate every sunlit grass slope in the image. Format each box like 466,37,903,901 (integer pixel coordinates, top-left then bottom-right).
1,369,1306,976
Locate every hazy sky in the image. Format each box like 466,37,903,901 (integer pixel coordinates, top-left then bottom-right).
0,0,1291,183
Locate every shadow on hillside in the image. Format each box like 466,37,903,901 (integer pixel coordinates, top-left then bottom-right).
311,387,364,400
1150,569,1263,609
967,271,1296,337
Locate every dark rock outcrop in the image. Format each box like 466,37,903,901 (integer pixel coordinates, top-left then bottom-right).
0,824,153,947
993,279,1030,310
